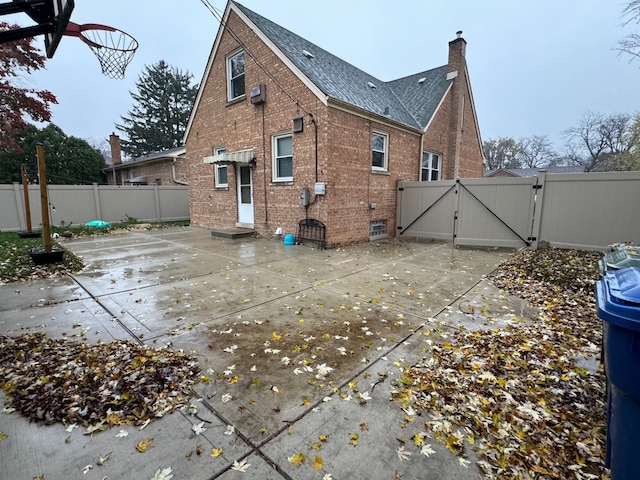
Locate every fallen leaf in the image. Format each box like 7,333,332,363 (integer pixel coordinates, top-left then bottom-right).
150,466,174,480
360,422,369,431
288,453,306,467
0,432,7,441
136,438,154,453
211,448,223,458
349,432,359,447
397,446,412,462
231,459,250,472
192,422,206,435
310,456,323,471
97,452,112,466
82,464,92,475
421,444,436,457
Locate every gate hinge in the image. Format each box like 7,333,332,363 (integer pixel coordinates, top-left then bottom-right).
398,187,405,191
397,226,403,230
527,237,537,241
532,185,542,190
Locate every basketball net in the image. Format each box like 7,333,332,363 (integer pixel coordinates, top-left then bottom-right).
65,22,138,79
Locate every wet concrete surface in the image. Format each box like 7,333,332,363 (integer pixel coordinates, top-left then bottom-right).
0,227,524,479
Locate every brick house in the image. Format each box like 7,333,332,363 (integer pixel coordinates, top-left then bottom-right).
184,1,484,246
105,134,188,186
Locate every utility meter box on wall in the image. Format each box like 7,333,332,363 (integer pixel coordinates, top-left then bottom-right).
314,182,326,195
299,188,310,206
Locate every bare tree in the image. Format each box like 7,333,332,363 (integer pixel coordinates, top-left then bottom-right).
482,137,521,170
618,1,640,63
564,111,640,171
517,135,556,168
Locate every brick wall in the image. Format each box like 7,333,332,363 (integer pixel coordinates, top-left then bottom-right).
185,12,484,245
186,11,329,237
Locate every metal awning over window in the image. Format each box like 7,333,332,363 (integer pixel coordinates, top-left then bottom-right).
125,176,148,184
203,149,253,165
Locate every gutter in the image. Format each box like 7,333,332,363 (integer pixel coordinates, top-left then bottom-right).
172,159,188,185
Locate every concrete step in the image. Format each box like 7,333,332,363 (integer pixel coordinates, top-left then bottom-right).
210,228,255,239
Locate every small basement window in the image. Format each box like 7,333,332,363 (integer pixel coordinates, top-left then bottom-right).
369,220,387,239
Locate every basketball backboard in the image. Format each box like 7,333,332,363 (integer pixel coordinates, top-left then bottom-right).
0,0,74,57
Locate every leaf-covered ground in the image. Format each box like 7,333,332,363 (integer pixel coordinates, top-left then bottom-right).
392,248,607,479
0,333,201,432
0,235,84,284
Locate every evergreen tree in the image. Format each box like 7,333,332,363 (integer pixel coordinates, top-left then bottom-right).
116,60,197,158
0,124,106,184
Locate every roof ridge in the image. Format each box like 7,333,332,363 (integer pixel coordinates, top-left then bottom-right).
233,2,423,129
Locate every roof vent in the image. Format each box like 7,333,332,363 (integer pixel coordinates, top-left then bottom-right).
302,49,314,59
418,77,426,84
367,81,376,89
456,30,463,38
384,106,390,115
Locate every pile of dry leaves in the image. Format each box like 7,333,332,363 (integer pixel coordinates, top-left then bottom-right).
393,248,607,479
0,333,200,432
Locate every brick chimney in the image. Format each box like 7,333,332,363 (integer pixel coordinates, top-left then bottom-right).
109,133,122,166
447,31,467,179
447,30,466,74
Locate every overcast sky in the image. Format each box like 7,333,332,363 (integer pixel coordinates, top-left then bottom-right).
11,0,640,154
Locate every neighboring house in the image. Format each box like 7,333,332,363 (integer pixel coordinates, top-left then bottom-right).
184,1,484,246
105,133,188,186
484,166,586,178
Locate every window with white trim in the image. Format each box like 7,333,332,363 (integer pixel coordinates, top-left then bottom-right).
421,151,441,181
214,147,228,187
227,50,245,101
273,134,293,182
372,132,388,171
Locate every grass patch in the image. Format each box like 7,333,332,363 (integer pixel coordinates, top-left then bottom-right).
0,232,84,284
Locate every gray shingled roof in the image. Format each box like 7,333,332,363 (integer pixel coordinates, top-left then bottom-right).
233,2,451,131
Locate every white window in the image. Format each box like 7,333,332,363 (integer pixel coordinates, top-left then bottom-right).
227,50,245,101
372,132,388,171
421,151,441,181
214,147,228,187
273,134,293,182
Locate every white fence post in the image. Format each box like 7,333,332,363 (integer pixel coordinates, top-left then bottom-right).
396,180,405,237
529,170,546,250
154,184,161,221
12,182,25,231
92,183,102,220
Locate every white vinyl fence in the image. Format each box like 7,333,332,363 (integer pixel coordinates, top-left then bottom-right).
0,183,189,232
396,171,640,250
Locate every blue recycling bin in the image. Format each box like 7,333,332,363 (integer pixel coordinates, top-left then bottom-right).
596,267,640,480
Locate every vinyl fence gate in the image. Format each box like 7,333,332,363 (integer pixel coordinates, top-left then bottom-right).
396,171,640,251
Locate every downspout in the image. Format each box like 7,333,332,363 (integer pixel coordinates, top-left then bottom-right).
311,113,318,182
172,159,188,185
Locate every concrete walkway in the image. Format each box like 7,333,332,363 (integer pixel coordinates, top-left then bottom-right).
0,228,521,480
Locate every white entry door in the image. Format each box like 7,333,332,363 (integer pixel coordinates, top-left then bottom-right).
236,164,254,226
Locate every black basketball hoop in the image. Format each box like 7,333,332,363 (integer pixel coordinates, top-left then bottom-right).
64,22,138,79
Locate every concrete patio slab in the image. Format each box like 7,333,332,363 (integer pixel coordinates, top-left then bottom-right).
0,227,521,480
